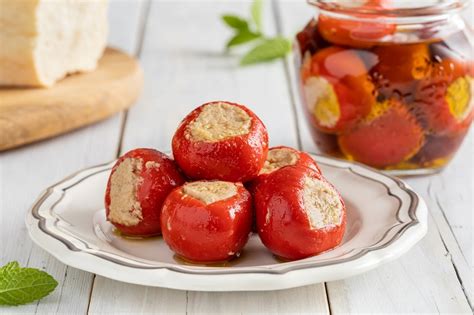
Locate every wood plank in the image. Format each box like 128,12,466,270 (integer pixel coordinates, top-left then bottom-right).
417,130,473,305
275,0,472,313
87,1,188,313
188,285,329,315
0,119,121,315
93,0,328,314
108,0,149,55
325,213,471,313
434,134,473,267
120,0,300,152
428,0,474,292
0,48,143,151
0,0,144,313
88,282,186,315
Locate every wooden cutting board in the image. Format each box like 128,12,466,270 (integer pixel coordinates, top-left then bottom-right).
0,48,143,151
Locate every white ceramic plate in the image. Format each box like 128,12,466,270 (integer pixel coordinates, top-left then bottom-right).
26,154,427,291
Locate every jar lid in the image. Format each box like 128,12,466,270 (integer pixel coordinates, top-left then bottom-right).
309,0,469,17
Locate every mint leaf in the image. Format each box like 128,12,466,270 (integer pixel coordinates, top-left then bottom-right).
0,261,58,306
251,0,263,32
227,30,261,48
220,0,290,66
0,261,20,273
222,15,249,30
240,37,292,65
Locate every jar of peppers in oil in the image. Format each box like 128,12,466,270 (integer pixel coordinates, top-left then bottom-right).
295,0,473,174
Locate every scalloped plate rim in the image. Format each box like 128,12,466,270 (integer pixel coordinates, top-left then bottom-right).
25,153,428,291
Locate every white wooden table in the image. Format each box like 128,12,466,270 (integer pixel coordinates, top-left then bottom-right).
1,1,472,314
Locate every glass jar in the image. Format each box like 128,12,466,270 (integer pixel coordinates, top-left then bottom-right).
295,0,473,175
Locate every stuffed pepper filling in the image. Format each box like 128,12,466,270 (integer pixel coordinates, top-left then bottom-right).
304,76,341,128
260,148,299,175
183,181,238,205
303,176,343,229
446,76,473,121
186,102,252,142
108,158,143,226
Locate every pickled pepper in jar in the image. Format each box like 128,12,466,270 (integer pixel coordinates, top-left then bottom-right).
295,0,473,174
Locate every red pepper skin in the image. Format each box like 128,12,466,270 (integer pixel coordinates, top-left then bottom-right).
415,59,474,135
105,148,185,236
317,12,395,49
285,147,322,174
301,46,375,133
302,46,368,83
338,99,425,168
247,146,322,233
372,44,431,97
248,146,322,194
172,101,269,182
254,166,346,260
161,183,252,262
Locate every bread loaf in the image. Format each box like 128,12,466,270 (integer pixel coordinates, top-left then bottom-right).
0,0,108,87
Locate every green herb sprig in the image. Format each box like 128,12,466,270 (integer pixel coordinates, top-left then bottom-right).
221,0,291,65
0,261,58,306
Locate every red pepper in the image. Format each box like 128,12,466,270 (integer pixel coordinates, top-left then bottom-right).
247,146,322,233
372,43,431,97
254,166,346,260
105,148,185,236
338,99,425,168
161,181,252,262
415,59,474,135
317,2,396,49
301,46,375,133
172,101,268,182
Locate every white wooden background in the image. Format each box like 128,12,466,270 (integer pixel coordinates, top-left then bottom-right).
1,0,473,314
